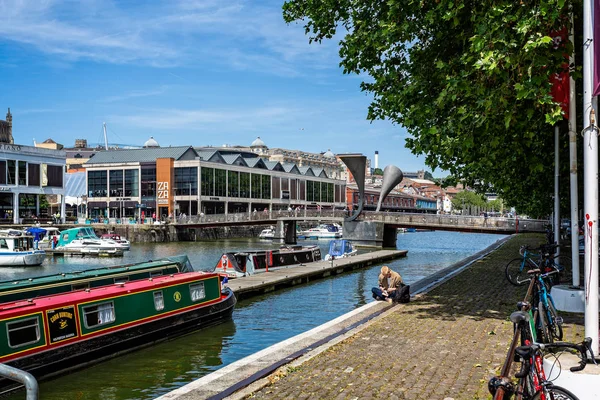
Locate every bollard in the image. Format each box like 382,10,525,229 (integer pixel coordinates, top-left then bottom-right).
0,364,38,400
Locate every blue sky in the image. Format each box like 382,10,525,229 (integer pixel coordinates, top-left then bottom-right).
0,0,434,174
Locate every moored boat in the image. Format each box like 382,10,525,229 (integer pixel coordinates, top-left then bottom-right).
214,245,322,278
0,271,235,393
56,227,122,252
324,239,357,261
100,233,131,250
0,232,45,267
0,255,194,303
258,227,275,239
301,224,342,239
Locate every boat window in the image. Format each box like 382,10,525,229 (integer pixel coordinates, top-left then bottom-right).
189,282,205,302
0,239,7,249
150,271,163,277
72,283,90,291
7,317,40,348
154,291,164,311
83,302,116,328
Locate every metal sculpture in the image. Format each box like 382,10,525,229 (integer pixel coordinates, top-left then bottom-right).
338,154,367,222
376,165,404,212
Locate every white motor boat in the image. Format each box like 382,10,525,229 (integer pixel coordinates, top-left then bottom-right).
0,231,45,267
100,233,131,250
55,227,122,252
302,224,342,239
258,227,275,239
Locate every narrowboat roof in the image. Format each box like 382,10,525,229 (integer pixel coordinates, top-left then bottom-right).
0,255,193,294
0,271,220,319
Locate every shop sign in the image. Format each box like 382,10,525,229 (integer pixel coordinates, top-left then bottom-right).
281,190,290,200
157,182,169,205
0,187,10,192
209,197,220,201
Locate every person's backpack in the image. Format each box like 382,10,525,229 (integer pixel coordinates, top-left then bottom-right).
396,284,410,303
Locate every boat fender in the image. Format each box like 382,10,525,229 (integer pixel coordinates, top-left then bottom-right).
221,254,228,270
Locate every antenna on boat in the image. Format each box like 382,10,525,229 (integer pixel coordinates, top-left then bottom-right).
103,122,109,150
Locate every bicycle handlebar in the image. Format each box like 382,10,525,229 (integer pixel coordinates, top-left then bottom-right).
514,338,597,374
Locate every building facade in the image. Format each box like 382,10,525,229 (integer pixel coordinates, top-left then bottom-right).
0,109,67,223
84,145,347,220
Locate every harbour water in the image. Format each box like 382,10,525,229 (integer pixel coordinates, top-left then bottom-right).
2,231,507,400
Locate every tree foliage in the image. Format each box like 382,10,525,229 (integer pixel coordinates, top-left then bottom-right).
283,0,576,218
451,190,487,210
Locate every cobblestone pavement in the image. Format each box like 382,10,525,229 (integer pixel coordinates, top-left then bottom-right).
245,234,585,400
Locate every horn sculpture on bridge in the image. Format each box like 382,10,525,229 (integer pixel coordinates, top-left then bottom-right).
338,154,367,222
376,165,404,212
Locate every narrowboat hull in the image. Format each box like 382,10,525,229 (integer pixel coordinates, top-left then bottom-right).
214,245,322,278
0,288,235,394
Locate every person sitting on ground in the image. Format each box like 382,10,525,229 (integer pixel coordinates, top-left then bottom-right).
372,265,404,303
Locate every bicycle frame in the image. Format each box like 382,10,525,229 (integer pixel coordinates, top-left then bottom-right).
534,274,562,339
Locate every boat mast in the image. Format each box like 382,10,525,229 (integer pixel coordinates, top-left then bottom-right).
103,122,109,150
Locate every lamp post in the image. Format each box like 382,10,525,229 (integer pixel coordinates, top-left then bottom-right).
189,183,192,216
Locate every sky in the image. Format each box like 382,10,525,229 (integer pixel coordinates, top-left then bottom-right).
0,0,434,175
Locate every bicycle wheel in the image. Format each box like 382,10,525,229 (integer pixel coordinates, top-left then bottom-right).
531,385,579,400
506,258,532,286
547,300,564,341
537,301,552,343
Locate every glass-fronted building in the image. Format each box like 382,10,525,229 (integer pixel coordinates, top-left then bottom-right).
84,146,346,220
0,144,66,223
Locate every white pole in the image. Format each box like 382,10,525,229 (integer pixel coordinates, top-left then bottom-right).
583,0,599,353
103,122,109,151
569,18,581,288
554,125,560,254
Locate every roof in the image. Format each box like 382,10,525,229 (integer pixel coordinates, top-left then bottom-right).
251,136,266,147
264,161,284,171
282,164,300,174
222,154,248,166
85,146,197,165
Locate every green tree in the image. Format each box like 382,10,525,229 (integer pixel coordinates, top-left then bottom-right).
372,168,383,176
283,0,574,218
451,190,487,211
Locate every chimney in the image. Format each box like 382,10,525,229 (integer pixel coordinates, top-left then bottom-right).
374,150,379,169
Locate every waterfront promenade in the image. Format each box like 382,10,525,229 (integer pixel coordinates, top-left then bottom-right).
231,234,585,400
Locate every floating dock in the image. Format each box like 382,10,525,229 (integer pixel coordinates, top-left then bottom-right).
44,248,125,257
228,249,407,301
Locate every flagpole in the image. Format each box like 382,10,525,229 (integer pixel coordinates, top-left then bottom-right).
569,15,580,288
583,0,599,354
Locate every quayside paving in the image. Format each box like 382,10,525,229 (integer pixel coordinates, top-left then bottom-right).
233,234,585,400
229,250,407,301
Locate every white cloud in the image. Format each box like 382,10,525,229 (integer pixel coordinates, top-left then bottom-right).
101,87,170,103
0,0,340,75
111,106,295,129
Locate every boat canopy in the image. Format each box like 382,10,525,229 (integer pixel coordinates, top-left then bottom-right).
57,227,99,246
328,239,353,257
25,227,47,241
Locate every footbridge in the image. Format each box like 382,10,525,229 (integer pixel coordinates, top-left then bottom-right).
166,210,546,247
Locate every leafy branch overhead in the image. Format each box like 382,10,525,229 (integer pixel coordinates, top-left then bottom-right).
283,0,575,217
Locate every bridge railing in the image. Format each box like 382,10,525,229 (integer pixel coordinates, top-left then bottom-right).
165,209,348,225
361,211,548,231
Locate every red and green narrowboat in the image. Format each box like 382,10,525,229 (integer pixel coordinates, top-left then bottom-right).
0,255,194,304
0,271,235,393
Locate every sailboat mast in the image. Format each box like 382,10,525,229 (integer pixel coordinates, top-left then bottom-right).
103,122,109,150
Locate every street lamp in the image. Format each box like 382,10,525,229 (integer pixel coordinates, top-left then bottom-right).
189,183,192,216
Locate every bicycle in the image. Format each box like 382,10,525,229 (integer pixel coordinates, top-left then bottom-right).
527,269,563,343
505,244,569,287
511,338,596,400
490,310,596,400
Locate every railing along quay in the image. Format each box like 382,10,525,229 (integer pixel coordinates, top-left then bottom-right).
226,250,407,301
